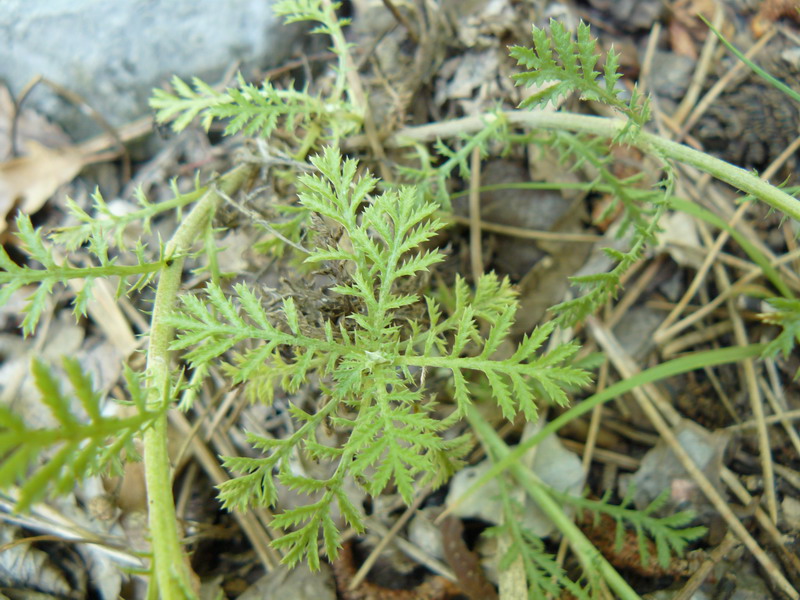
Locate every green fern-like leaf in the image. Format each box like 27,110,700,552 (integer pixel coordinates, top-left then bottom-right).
273,0,352,37
551,487,706,570
273,0,327,22
522,131,673,326
485,487,594,598
0,359,158,511
151,74,358,140
0,214,164,335
760,298,800,377
52,180,206,252
511,20,649,129
152,71,361,148
408,313,591,421
171,149,588,568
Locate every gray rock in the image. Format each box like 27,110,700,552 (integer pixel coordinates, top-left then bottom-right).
622,420,730,520
1,0,302,140
446,429,585,538
587,0,664,31
237,563,337,600
647,51,696,101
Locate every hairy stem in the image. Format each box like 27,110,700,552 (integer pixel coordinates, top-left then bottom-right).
386,111,800,222
143,163,256,599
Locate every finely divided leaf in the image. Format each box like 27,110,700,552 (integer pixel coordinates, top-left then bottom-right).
0,358,157,511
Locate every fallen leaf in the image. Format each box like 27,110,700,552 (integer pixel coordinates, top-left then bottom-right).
440,516,498,600
0,84,72,160
0,140,87,232
669,19,699,60
0,524,83,598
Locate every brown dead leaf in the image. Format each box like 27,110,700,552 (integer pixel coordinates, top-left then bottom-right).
669,18,699,59
0,84,72,160
0,82,152,234
0,140,88,233
671,0,726,43
440,516,498,600
753,0,800,38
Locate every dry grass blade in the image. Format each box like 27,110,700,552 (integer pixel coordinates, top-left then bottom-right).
707,231,778,525
653,200,750,343
0,490,145,570
671,2,724,126
657,125,800,345
727,408,800,431
168,410,281,571
469,146,483,284
672,532,740,600
679,28,776,135
444,213,603,242
637,22,661,98
381,0,419,43
654,252,800,346
721,468,800,577
759,377,800,459
363,517,457,582
587,317,799,600
347,485,431,590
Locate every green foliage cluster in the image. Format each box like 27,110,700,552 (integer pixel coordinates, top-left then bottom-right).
168,146,590,566
151,74,358,143
0,213,162,336
508,21,671,325
510,20,650,129
1,3,798,598
0,359,155,511
761,297,800,376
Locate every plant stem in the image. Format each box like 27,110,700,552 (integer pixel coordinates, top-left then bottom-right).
2,261,164,285
387,111,800,222
466,405,641,600
143,163,256,599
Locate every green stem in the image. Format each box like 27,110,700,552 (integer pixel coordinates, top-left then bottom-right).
0,261,164,285
8,414,150,448
466,405,641,600
701,16,800,105
391,111,800,222
101,187,208,232
143,164,256,599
